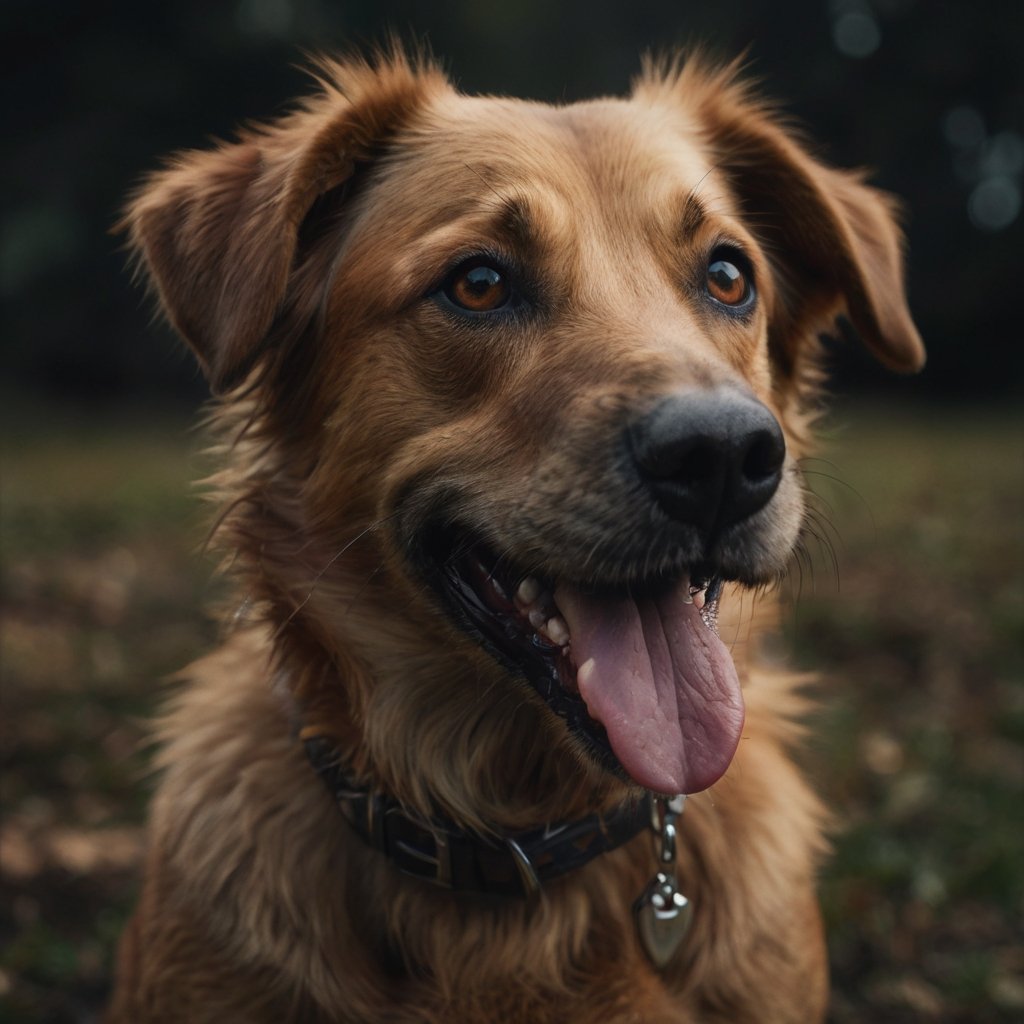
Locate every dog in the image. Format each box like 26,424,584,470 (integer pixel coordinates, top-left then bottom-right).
108,48,924,1022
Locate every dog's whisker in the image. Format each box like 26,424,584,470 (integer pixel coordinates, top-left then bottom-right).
798,460,877,529
800,520,840,591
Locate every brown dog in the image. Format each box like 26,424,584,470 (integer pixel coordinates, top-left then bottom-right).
109,49,923,1022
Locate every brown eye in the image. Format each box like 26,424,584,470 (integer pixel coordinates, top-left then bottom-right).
706,258,751,307
445,262,511,312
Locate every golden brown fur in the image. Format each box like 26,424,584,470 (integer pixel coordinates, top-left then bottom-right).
109,49,923,1022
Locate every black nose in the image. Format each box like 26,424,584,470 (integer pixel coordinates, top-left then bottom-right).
628,388,786,536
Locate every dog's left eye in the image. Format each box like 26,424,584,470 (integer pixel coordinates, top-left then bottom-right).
705,254,754,309
444,261,512,313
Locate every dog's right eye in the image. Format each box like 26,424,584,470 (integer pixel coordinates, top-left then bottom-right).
442,261,512,313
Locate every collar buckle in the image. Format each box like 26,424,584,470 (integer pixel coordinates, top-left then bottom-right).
504,837,542,896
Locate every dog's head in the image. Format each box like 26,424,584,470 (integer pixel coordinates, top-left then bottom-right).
124,51,922,820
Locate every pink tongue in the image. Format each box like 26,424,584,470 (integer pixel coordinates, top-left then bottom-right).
554,581,744,795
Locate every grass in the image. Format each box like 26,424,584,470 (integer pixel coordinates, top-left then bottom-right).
784,406,1024,1022
1,401,1021,1022
1,406,220,1022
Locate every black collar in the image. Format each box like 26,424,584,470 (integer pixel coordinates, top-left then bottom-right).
304,736,651,897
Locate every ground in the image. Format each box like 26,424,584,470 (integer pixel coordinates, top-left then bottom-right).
1,400,1021,1022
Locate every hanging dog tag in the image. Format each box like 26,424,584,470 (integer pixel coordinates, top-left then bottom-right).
635,870,693,967
635,795,692,968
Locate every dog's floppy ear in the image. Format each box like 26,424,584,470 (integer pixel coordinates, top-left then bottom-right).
636,57,925,375
121,52,446,392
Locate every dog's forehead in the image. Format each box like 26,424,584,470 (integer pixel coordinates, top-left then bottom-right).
381,93,731,222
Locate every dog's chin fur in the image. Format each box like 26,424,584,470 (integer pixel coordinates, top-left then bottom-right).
108,47,922,1023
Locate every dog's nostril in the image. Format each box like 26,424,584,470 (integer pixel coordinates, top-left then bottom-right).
742,431,785,482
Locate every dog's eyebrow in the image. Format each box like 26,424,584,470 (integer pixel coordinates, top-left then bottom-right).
495,194,538,251
460,162,539,252
679,192,708,237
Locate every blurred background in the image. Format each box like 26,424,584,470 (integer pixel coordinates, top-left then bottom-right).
1,1,1021,1021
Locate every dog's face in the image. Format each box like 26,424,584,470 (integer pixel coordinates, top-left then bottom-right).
125,54,922,814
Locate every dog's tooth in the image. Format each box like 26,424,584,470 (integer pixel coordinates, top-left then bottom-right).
528,608,547,630
578,658,596,685
682,590,693,605
692,588,706,611
546,616,570,647
517,577,542,604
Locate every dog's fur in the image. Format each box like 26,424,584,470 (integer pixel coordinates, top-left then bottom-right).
109,50,923,1023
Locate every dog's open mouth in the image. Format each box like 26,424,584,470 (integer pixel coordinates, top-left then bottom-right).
424,525,745,795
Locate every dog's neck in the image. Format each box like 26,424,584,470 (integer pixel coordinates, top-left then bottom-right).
302,732,653,897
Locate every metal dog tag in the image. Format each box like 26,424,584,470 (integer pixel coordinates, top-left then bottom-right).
635,871,693,967
635,794,692,968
